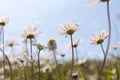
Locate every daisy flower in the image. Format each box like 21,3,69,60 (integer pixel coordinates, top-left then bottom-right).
19,24,40,41
4,39,19,47
36,44,47,51
86,0,110,6
72,71,78,79
17,55,28,63
59,51,66,57
66,38,82,48
111,42,120,49
0,17,8,26
89,30,109,45
40,65,52,73
44,57,50,63
47,38,57,50
58,20,82,37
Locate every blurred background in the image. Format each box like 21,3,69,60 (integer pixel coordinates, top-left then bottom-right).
0,0,120,60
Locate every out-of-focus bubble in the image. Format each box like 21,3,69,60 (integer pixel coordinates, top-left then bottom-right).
92,22,99,29
92,18,101,29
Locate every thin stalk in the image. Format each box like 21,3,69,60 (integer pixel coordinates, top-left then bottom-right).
22,62,27,80
0,48,13,80
75,47,78,65
105,1,111,58
30,39,34,80
70,35,75,80
100,44,106,75
62,57,65,65
100,44,106,57
14,63,18,80
53,50,63,80
38,50,41,79
2,27,5,79
99,1,111,77
4,54,13,80
25,40,28,56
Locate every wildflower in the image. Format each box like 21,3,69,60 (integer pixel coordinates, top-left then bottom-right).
73,39,82,47
58,20,81,37
77,58,87,65
0,17,8,26
17,55,28,63
40,65,52,73
60,51,66,57
36,44,46,50
89,30,109,45
67,38,82,48
4,40,19,47
86,0,110,6
19,24,40,41
72,71,78,79
44,57,50,63
47,38,57,50
111,42,120,49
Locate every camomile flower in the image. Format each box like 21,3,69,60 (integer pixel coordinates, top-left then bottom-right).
0,17,8,26
36,44,47,51
89,30,109,45
17,55,28,63
47,38,57,50
66,38,82,48
77,58,87,65
44,57,50,63
86,0,110,6
40,65,52,73
111,42,120,49
4,39,19,47
19,24,40,41
58,20,82,37
72,71,78,79
59,51,66,57
73,39,82,48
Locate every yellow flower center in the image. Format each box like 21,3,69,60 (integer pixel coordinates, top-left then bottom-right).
27,34,35,39
37,45,44,50
48,39,57,50
101,0,110,2
9,43,14,47
44,57,49,62
0,22,6,26
66,29,75,35
96,38,104,44
48,39,56,43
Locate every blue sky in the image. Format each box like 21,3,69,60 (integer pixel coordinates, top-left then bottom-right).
0,0,120,60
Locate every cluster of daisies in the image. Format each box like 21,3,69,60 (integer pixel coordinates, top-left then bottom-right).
0,0,118,79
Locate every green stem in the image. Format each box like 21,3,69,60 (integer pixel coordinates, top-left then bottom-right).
99,44,106,78
38,50,41,79
53,50,63,80
70,35,75,80
22,62,27,80
2,26,5,79
4,54,13,80
75,47,78,65
30,39,34,80
105,1,111,57
99,1,112,79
